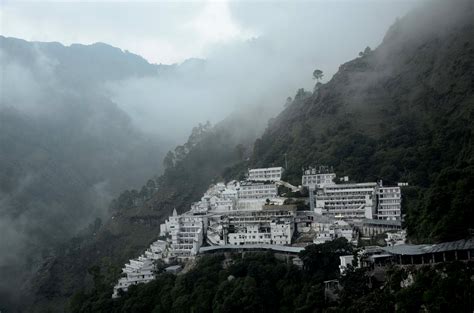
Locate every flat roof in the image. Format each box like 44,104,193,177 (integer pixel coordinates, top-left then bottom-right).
382,238,474,256
199,244,305,254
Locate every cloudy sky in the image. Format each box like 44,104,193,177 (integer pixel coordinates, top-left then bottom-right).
1,0,424,65
1,0,427,140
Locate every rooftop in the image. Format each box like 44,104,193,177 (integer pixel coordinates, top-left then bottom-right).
382,238,474,256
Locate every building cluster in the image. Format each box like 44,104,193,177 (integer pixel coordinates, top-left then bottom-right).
303,166,403,221
113,166,406,297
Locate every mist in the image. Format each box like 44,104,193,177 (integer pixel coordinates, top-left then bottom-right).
104,1,425,141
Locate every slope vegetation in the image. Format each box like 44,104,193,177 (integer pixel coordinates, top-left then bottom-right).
251,0,474,243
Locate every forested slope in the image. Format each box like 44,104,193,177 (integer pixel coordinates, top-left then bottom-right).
251,0,474,243
26,107,268,312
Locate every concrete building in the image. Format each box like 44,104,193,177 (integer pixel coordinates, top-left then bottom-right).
160,209,206,260
238,181,278,200
112,257,155,298
339,255,355,274
302,166,336,189
377,185,402,221
248,167,284,182
312,180,402,221
144,240,168,261
314,182,378,219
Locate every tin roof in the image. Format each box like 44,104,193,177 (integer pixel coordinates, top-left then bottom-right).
382,238,474,255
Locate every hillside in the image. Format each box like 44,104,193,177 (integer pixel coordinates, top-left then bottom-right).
251,0,474,243
0,37,170,310
25,107,268,312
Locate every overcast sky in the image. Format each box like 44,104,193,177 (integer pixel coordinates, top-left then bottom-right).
1,0,425,65
1,0,428,140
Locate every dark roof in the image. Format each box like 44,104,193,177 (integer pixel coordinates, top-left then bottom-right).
382,238,474,255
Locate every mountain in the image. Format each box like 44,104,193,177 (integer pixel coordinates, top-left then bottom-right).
250,0,474,243
24,107,269,312
0,37,172,310
11,0,474,311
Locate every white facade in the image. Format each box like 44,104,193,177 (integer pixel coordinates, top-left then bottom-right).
314,183,377,219
377,186,402,221
160,210,206,260
313,220,354,244
238,181,278,200
228,224,272,245
248,167,284,182
339,255,355,274
112,257,155,298
302,167,336,189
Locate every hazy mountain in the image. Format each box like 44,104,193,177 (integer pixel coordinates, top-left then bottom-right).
250,0,474,242
0,36,171,309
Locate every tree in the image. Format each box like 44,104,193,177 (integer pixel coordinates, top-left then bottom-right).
312,69,324,82
359,46,372,57
163,151,175,169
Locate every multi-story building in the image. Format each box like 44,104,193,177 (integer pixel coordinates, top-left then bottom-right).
144,240,168,261
248,167,284,182
270,220,294,245
302,166,336,189
312,180,402,221
160,209,206,260
314,182,378,219
112,256,155,298
377,186,402,221
238,181,278,200
226,207,295,245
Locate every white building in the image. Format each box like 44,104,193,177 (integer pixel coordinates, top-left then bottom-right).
339,255,355,274
314,182,378,219
313,220,354,244
385,230,406,246
225,207,296,245
228,223,272,245
302,166,336,189
377,185,402,221
112,257,155,298
144,240,168,261
238,181,278,200
248,167,284,182
160,209,206,260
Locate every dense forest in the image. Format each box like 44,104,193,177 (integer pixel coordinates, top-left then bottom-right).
0,37,170,309
26,108,268,312
70,240,473,313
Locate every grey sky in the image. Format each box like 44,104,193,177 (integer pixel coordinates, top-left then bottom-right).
2,0,424,66
1,0,427,140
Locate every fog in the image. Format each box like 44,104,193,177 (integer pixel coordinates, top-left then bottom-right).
105,1,425,140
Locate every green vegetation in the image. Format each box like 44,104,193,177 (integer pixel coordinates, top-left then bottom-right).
70,239,352,313
69,239,473,313
28,110,265,312
250,3,474,243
